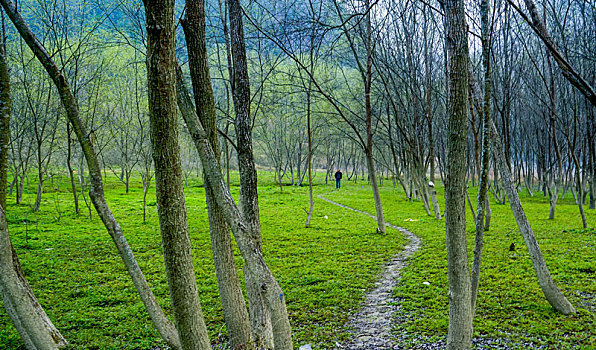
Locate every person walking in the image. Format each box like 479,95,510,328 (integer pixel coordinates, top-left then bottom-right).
334,169,343,189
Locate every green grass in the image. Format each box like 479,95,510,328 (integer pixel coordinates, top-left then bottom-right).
324,179,596,349
0,172,407,349
1,172,594,349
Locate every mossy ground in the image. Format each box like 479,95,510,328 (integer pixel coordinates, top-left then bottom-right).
0,173,594,349
0,173,407,349
324,179,595,349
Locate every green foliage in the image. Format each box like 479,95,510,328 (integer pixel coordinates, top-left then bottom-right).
324,180,596,349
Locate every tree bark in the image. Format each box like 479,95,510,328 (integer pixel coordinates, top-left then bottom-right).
444,0,473,348
144,1,211,349
227,3,273,348
176,57,293,350
471,0,492,313
0,19,68,348
0,1,182,347
66,122,80,214
363,0,386,233
490,121,575,314
181,1,253,347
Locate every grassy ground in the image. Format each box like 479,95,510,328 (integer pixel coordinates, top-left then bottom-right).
0,172,407,349
324,179,596,349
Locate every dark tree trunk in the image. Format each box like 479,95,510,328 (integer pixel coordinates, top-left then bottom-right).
144,0,211,348
181,0,253,347
471,0,492,313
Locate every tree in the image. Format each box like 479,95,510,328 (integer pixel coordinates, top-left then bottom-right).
0,0,182,347
443,0,473,348
0,11,67,346
471,0,493,313
143,0,211,348
181,0,253,347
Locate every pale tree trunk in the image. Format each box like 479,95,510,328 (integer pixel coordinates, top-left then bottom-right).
471,0,492,313
565,124,588,228
490,121,575,314
0,1,182,347
181,1,253,347
144,1,211,349
0,211,67,349
0,18,67,348
429,182,441,220
444,0,473,348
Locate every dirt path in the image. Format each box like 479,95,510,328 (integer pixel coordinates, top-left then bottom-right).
318,195,421,350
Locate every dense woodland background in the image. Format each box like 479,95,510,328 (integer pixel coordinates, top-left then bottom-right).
3,0,594,209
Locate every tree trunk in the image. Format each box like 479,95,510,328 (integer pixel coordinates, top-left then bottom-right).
33,153,43,212
0,1,182,347
176,49,293,350
444,0,473,348
471,0,492,313
364,0,385,234
144,1,211,348
228,3,273,347
490,121,575,314
0,32,67,348
66,122,79,214
0,212,67,349
181,1,253,347
305,75,314,228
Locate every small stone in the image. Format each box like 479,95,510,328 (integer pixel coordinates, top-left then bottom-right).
299,344,312,350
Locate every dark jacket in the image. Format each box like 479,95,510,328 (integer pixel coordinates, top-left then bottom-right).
334,171,343,180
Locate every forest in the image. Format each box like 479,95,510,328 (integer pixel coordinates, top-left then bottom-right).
0,0,594,349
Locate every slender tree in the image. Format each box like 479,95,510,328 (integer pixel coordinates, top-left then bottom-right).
143,0,211,348
443,0,473,348
181,0,254,347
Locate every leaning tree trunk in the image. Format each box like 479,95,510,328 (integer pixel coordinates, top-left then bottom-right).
144,1,211,349
0,20,67,349
181,0,254,347
0,1,182,347
66,121,79,214
176,57,293,350
490,121,575,315
444,0,473,349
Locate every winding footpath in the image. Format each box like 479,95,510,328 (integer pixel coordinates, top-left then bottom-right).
318,194,421,350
